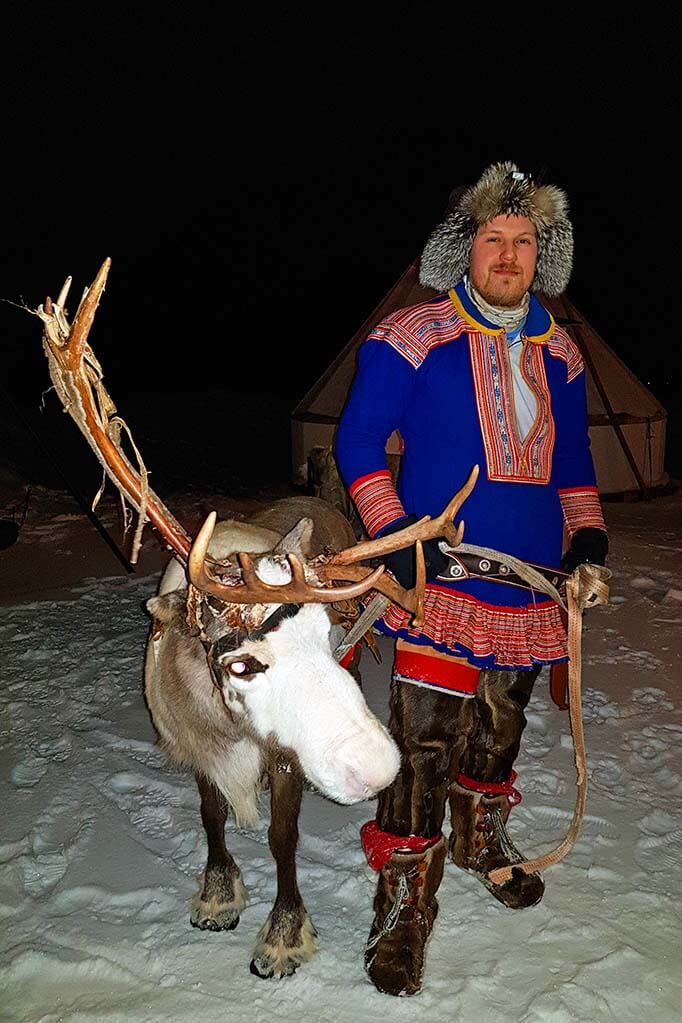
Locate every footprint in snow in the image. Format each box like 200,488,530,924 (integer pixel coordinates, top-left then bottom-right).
635,813,682,872
631,687,674,711
16,796,94,897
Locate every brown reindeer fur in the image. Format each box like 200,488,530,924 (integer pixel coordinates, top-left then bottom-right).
145,593,264,824
143,495,386,980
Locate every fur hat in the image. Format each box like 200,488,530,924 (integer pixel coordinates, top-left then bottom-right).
419,161,573,296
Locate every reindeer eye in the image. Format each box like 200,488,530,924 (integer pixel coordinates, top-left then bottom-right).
222,655,269,681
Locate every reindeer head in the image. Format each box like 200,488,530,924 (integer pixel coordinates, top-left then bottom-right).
150,517,401,804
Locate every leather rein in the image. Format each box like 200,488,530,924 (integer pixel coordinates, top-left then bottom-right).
333,546,610,884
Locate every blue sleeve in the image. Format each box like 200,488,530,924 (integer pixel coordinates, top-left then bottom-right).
334,339,416,487
552,368,598,491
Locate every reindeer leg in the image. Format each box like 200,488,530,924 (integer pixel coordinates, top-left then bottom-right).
191,773,247,932
250,756,319,979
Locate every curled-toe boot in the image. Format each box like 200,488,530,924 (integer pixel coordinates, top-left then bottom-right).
449,778,544,909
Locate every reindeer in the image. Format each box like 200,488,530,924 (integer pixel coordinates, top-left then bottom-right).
37,260,476,979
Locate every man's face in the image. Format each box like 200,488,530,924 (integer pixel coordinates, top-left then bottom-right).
469,215,538,307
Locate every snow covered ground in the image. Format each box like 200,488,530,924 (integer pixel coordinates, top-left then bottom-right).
1,491,681,1022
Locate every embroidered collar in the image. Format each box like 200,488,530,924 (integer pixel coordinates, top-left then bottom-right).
448,279,555,343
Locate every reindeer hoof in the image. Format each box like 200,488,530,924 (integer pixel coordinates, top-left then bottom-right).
191,907,241,931
190,872,247,932
249,910,319,978
250,955,300,979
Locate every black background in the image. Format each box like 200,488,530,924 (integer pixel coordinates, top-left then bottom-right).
2,11,679,497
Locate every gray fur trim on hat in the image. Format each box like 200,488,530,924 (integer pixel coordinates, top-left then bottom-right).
419,161,573,296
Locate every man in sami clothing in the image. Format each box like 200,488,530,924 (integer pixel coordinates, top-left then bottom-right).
335,162,609,996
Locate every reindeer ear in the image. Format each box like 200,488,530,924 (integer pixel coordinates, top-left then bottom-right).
146,590,187,623
274,517,314,559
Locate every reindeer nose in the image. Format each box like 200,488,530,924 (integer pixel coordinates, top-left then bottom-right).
343,755,401,801
344,733,401,802
342,767,375,802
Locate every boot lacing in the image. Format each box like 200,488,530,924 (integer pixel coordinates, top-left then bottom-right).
365,861,424,952
475,803,525,870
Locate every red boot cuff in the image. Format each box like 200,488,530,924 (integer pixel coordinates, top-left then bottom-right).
456,769,522,806
360,821,442,871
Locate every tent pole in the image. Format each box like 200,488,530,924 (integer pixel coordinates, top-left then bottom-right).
562,310,649,499
2,385,135,572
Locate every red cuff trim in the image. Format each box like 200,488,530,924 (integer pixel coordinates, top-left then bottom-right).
348,469,393,495
457,770,522,806
558,487,606,538
394,648,479,695
360,821,442,871
348,470,406,538
557,486,600,495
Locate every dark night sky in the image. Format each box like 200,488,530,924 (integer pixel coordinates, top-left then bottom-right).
2,12,679,488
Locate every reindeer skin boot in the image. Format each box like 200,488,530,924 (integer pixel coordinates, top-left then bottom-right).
364,831,447,997
449,774,544,909
362,662,472,996
449,666,544,909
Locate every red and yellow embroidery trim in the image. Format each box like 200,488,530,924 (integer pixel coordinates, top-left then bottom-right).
468,332,555,484
349,470,406,538
558,486,606,537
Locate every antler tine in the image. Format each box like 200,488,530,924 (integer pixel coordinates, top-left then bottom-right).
237,552,260,587
330,465,479,567
57,275,72,310
39,260,194,564
44,260,111,365
432,464,479,546
65,258,111,365
321,562,416,611
323,542,427,627
188,511,218,591
412,540,426,628
289,555,308,588
189,513,387,605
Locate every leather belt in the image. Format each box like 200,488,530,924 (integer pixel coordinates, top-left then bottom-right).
437,552,568,593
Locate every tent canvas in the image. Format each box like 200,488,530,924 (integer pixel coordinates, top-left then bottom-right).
292,261,667,496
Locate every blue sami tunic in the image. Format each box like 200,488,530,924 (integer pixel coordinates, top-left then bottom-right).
335,280,606,670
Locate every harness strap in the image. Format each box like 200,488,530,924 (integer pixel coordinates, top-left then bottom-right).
247,602,303,639
446,542,568,610
438,550,567,595
486,563,610,884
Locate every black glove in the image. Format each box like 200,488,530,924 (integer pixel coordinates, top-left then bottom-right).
380,515,450,589
560,527,608,575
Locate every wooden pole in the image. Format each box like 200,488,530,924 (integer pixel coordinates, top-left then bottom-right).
557,301,649,499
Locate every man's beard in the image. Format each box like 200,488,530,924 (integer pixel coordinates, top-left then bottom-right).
474,270,529,309
465,273,530,332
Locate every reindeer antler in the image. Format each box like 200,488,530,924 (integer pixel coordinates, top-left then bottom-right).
37,261,476,619
188,511,387,604
328,466,479,566
38,259,193,564
319,467,479,627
